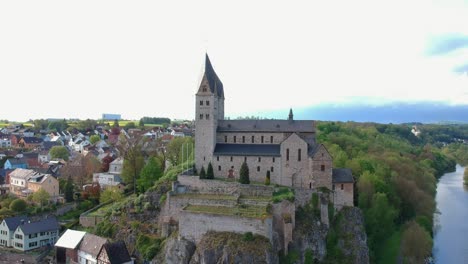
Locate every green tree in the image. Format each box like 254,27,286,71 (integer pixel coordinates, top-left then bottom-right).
49,146,70,161
401,221,433,264
265,170,271,185
199,166,206,179
90,135,101,144
113,119,119,128
100,187,124,204
118,134,147,193
32,188,50,207
138,119,145,127
124,122,136,129
137,157,163,193
464,167,468,185
239,161,250,184
365,193,397,253
65,177,74,202
206,162,214,179
9,199,27,212
166,137,194,166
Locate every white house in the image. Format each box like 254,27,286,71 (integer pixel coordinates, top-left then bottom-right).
1,216,59,251
109,157,123,174
0,138,11,148
78,233,108,264
9,168,36,196
92,173,123,188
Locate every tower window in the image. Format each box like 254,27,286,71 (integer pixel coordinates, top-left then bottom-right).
218,166,221,171
321,165,325,171
230,156,233,162
261,136,264,143
273,157,275,162
205,114,209,119
199,114,203,120
258,157,261,162
224,136,227,143
217,156,219,161
234,136,237,143
298,149,301,161
257,166,260,172
200,101,203,106
251,136,254,143
286,149,289,161
270,136,273,143
206,101,210,106
244,156,247,162
242,136,245,143
202,86,207,92
271,166,274,172
341,184,344,190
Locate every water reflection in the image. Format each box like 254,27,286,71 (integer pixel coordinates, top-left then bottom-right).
433,164,468,264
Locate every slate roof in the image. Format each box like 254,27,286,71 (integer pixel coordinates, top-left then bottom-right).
21,137,43,144
79,233,108,257
213,143,281,157
217,120,315,133
42,141,61,151
7,158,28,165
204,54,224,98
3,215,29,231
100,241,132,264
18,217,59,235
332,168,354,183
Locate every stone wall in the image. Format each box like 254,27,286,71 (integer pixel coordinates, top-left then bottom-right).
333,182,354,209
212,155,281,184
272,201,296,254
179,210,273,244
280,133,309,188
295,188,316,208
311,144,333,189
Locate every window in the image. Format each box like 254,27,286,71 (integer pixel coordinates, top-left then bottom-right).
15,234,22,239
251,136,254,143
273,157,275,163
244,157,247,162
298,149,301,161
217,156,219,161
321,165,325,171
234,136,237,143
261,136,264,143
286,149,289,161
224,136,227,143
40,232,45,236
341,184,344,190
218,166,221,171
205,114,209,119
242,136,245,143
332,184,335,191
202,86,207,92
29,242,37,248
199,114,203,120
270,136,273,143
271,166,274,172
29,233,37,239
206,100,210,106
230,156,233,162
200,100,203,106
204,156,206,161
257,166,260,172
258,157,261,162
15,243,23,248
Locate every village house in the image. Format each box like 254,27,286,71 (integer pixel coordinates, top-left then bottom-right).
28,174,59,201
54,229,86,264
18,137,43,149
97,241,133,264
9,168,58,200
0,216,59,251
4,158,28,170
0,137,11,148
92,157,124,189
78,233,108,264
9,168,37,196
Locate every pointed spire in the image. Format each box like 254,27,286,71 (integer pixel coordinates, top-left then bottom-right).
288,108,294,121
200,53,224,98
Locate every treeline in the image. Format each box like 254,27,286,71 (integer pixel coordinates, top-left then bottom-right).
139,117,171,125
318,121,456,263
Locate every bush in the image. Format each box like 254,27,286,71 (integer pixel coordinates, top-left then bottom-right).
239,162,250,184
242,232,254,241
265,171,271,185
206,162,214,179
9,199,27,212
304,249,314,264
199,166,206,179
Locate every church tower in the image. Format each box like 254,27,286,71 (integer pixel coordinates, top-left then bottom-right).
195,54,224,172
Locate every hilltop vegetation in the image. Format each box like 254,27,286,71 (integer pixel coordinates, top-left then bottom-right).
317,121,460,263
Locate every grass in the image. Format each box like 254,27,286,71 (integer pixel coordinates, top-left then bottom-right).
88,203,114,217
377,229,402,264
184,204,269,218
239,195,272,202
173,193,237,200
272,187,295,203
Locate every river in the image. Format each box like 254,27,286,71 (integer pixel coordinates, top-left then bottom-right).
433,164,468,263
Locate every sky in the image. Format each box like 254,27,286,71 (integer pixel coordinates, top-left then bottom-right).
0,0,467,122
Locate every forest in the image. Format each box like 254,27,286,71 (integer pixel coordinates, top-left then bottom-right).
317,122,468,263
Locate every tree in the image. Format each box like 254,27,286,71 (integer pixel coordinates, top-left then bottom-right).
265,170,271,185
401,221,433,264
113,119,119,128
90,135,101,144
124,122,136,129
239,162,250,184
65,177,74,202
118,134,147,193
137,157,163,193
166,137,194,166
32,188,50,207
199,166,206,179
206,162,214,179
100,187,124,204
49,146,70,161
9,199,27,212
464,167,468,185
101,155,115,172
139,119,145,127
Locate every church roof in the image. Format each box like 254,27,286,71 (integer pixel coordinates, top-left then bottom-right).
332,168,354,183
213,143,281,157
204,54,224,98
217,120,315,133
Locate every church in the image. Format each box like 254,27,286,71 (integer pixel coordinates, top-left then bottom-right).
194,54,353,203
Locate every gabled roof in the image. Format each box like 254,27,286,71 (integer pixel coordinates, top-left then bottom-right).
332,168,354,183
100,241,132,264
18,217,59,235
55,229,86,249
217,120,315,133
7,158,28,165
9,168,36,179
79,233,108,257
2,215,28,231
21,137,43,144
201,54,224,98
213,143,281,157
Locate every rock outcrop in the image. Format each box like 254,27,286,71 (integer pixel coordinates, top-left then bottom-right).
334,207,369,264
155,234,196,264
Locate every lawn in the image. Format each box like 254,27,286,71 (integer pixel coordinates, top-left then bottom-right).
173,193,237,200
184,204,269,218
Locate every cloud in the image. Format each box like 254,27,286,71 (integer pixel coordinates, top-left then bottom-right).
454,63,468,74
428,35,468,55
